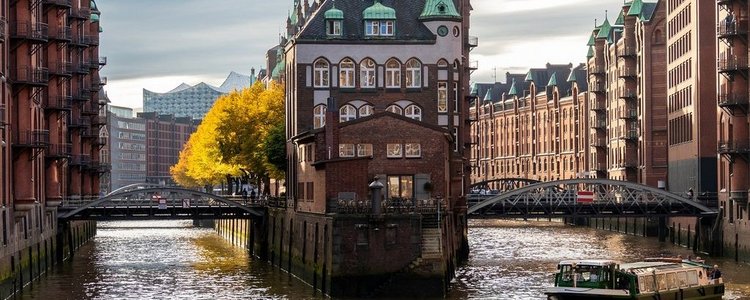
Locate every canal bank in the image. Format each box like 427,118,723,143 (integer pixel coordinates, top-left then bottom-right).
0,205,96,299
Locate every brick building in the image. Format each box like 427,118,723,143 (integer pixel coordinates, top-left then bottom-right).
108,106,147,191
272,0,473,296
137,112,197,186
469,64,590,184
0,0,105,294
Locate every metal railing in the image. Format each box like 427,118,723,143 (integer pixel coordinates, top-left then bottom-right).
718,56,749,72
718,93,749,107
68,117,91,128
468,36,478,48
618,46,636,57
69,154,91,166
48,61,72,76
42,0,73,7
46,143,72,158
9,21,48,42
718,140,750,154
45,95,73,111
618,67,636,78
589,66,605,75
590,100,605,111
70,7,91,19
717,20,748,37
329,197,443,215
10,66,49,86
14,130,50,148
50,26,72,42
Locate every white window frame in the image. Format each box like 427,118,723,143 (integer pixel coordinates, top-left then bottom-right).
314,59,330,87
404,105,422,121
360,59,376,88
313,104,326,128
380,20,394,36
339,144,355,157
405,59,421,88
387,144,402,158
339,104,357,122
386,105,403,115
405,143,421,158
357,144,373,157
385,59,401,88
339,58,355,88
359,104,374,117
453,82,459,113
438,82,448,112
453,127,459,152
327,20,341,36
366,21,379,36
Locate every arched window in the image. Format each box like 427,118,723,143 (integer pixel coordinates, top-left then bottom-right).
437,59,449,68
386,105,403,115
339,104,357,122
405,59,421,88
404,105,422,121
358,104,374,117
339,58,355,88
314,59,329,87
360,58,376,88
385,59,401,88
313,104,327,128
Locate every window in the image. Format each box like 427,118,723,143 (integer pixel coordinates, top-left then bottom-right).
339,104,357,122
437,59,449,68
387,175,414,199
387,144,402,158
380,20,394,36
327,20,341,36
453,127,459,152
385,59,401,88
366,21,379,36
357,144,373,156
405,143,421,157
314,59,330,87
438,82,448,112
360,59,376,88
405,59,421,88
313,105,326,128
359,104,374,117
366,20,394,36
386,105,403,115
339,144,355,157
453,82,459,113
339,58,355,88
404,105,421,121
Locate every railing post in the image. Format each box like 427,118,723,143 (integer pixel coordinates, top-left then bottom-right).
369,179,384,216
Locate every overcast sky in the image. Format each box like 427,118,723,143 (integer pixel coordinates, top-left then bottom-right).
98,0,626,109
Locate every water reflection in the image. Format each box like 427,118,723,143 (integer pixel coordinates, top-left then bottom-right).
17,220,750,300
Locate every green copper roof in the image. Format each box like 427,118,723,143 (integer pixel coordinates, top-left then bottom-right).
364,0,396,20
587,32,595,46
615,10,625,25
90,13,100,22
99,25,103,33
420,0,460,20
547,72,558,86
525,71,534,82
587,46,594,58
508,79,518,96
325,6,344,19
596,18,612,39
470,83,479,96
628,0,643,16
483,88,493,102
567,70,577,83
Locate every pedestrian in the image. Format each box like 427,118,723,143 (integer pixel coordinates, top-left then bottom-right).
250,190,257,203
710,265,722,281
686,188,694,200
241,188,248,205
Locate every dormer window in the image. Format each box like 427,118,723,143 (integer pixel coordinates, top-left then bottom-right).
327,20,341,36
363,0,396,37
365,20,394,36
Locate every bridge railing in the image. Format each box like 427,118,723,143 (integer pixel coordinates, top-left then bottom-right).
329,197,443,215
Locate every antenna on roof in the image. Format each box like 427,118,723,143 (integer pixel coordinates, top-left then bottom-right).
594,18,597,27
605,10,608,20
492,67,497,83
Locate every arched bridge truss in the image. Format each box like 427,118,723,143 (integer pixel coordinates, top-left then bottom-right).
468,178,544,208
59,184,266,221
467,179,718,219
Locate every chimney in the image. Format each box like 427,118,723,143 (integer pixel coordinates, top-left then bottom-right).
325,97,339,160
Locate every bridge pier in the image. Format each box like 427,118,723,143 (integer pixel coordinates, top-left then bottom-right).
658,217,667,243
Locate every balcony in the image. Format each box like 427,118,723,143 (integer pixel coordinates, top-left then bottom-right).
42,0,72,8
592,163,607,172
81,103,98,115
618,67,636,78
73,62,90,74
590,118,606,130
591,137,607,148
589,65,605,75
99,56,108,66
718,20,748,39
70,34,86,47
718,92,749,110
44,95,73,112
718,140,750,154
81,129,99,139
84,34,99,46
14,130,50,148
10,67,49,87
88,162,111,173
69,154,91,166
619,130,638,141
71,89,90,102
91,115,107,126
46,143,72,159
619,89,637,100
467,35,478,48
9,21,49,43
618,108,638,120
618,46,636,58
92,136,107,146
590,100,605,111
718,56,749,74
68,117,91,128
468,61,478,71
48,61,72,77
70,7,91,19
50,26,72,42
590,83,606,93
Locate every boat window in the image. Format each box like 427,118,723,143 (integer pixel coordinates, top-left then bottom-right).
574,265,602,282
657,274,667,290
666,273,677,289
677,271,688,287
560,265,573,282
687,270,699,286
639,275,654,293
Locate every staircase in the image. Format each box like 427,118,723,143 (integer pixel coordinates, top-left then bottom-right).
421,214,442,258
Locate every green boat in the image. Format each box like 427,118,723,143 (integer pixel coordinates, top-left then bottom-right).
545,259,724,300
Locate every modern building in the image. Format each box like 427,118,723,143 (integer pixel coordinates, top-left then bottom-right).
469,64,590,185
1,0,105,295
137,112,197,186
109,104,134,118
108,107,147,191
716,0,749,259
586,0,668,187
143,71,257,120
271,0,473,296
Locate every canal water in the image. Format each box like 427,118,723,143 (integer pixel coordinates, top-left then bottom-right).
17,220,750,299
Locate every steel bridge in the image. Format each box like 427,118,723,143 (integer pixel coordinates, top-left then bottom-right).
58,183,267,221
467,178,719,219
